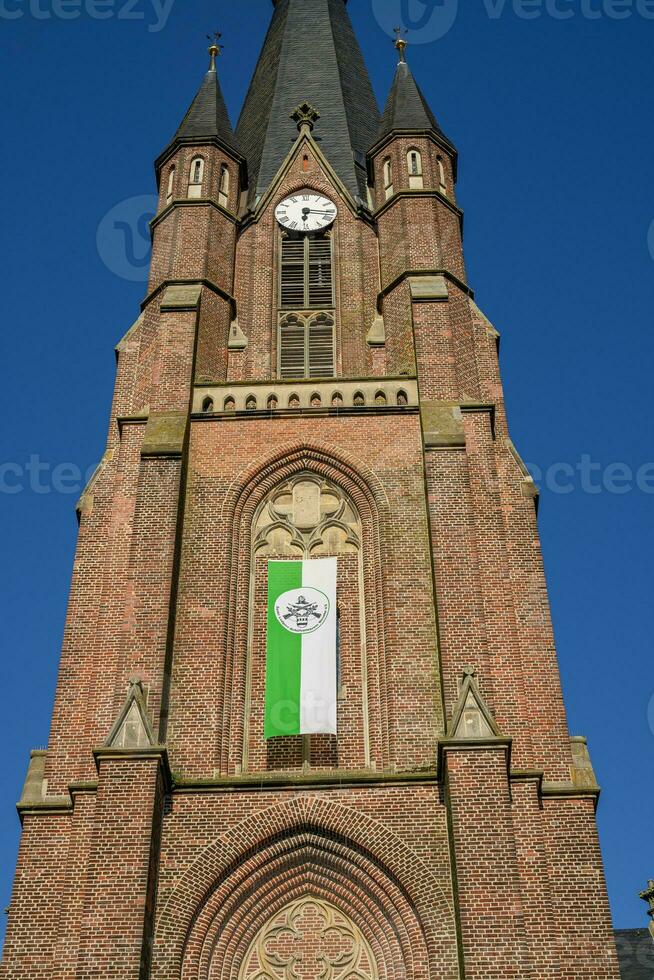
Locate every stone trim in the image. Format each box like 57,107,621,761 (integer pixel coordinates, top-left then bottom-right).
174,769,439,793
192,378,418,416
141,411,188,458
160,283,203,311
421,402,465,449
92,744,173,792
409,275,449,302
154,135,247,180
437,736,513,780
367,129,459,179
373,188,463,228
377,268,474,313
140,277,237,320
150,196,239,233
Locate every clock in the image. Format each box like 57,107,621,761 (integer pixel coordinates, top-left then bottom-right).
275,191,337,233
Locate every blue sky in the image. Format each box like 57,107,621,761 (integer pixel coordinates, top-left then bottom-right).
0,0,652,939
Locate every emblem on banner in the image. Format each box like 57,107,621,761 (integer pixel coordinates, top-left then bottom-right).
274,588,330,635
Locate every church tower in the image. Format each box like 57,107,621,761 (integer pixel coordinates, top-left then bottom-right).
2,2,622,977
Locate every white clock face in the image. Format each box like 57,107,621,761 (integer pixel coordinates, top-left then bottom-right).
275,192,337,233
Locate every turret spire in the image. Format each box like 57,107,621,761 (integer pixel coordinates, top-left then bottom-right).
374,51,454,150
159,36,240,164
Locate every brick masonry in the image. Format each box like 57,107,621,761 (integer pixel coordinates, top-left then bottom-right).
0,65,621,980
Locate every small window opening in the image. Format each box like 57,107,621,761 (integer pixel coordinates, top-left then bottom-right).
437,156,447,192
166,166,175,206
408,149,424,189
383,158,394,199
188,157,204,199
218,164,230,208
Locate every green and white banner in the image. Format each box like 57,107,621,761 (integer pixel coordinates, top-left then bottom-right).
265,558,337,739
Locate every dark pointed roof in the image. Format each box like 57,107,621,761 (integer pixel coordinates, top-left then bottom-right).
173,63,240,154
235,0,381,205
375,60,452,148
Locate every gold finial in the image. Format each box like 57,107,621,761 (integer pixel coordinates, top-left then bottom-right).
206,32,223,72
393,26,408,64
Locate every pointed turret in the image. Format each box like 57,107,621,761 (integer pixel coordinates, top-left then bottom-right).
171,44,240,155
235,0,380,205
373,36,454,152
377,61,449,145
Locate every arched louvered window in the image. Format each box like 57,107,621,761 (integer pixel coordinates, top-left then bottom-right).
308,313,335,377
279,233,334,309
279,313,335,380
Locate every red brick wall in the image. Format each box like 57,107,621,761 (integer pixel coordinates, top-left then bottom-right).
0,114,621,980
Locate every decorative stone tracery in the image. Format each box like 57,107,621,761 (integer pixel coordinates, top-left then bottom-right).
240,896,378,980
253,474,361,557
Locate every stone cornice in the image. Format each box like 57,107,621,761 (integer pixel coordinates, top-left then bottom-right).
93,745,173,793
154,135,247,181
373,187,463,228
174,769,439,793
141,278,237,320
192,377,419,417
150,196,238,233
437,736,514,780
367,128,459,179
377,268,474,313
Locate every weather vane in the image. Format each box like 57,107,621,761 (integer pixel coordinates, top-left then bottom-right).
206,31,224,71
393,26,408,63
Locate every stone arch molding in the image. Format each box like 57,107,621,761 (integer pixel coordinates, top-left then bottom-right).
221,439,391,523
153,797,458,980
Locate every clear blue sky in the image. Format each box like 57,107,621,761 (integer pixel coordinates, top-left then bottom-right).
0,0,652,938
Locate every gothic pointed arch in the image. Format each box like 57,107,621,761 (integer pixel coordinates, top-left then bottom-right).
215,441,392,775
153,797,458,980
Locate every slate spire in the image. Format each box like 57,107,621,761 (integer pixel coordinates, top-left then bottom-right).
376,50,453,148
235,0,381,205
168,43,240,157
